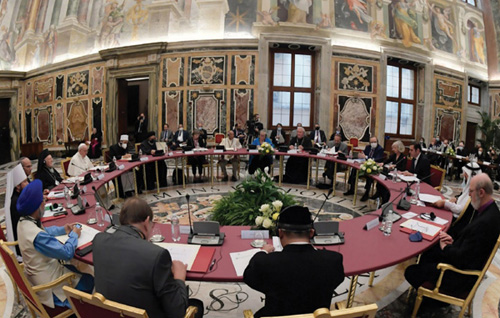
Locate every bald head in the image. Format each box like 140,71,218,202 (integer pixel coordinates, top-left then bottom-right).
20,157,32,176
469,173,493,210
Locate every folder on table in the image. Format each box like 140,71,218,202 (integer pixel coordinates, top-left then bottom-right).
400,218,445,241
190,247,216,273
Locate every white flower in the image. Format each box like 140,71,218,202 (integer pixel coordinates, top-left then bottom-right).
272,200,283,212
361,166,366,170
255,216,264,226
264,166,269,174
260,204,270,213
262,218,273,229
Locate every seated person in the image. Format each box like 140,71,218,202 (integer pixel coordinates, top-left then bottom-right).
249,130,274,175
233,122,246,146
477,147,491,162
283,127,312,184
405,173,500,297
196,121,208,145
323,134,348,181
92,197,203,318
433,162,481,219
68,143,94,176
309,123,326,148
109,134,140,197
243,206,344,318
16,180,94,308
328,126,342,141
290,123,302,139
186,130,207,183
270,123,286,149
140,132,168,190
9,164,29,257
218,130,242,181
372,140,407,204
344,136,384,201
454,141,469,179
419,137,426,149
89,127,102,159
159,123,173,145
36,149,63,191
171,124,190,150
401,143,431,184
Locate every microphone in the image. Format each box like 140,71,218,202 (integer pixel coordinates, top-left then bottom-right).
71,162,87,172
391,155,407,169
379,186,407,221
186,194,194,235
313,188,334,222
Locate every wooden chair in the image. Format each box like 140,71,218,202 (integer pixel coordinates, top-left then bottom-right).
429,165,446,191
243,303,377,318
63,286,198,318
452,198,471,226
102,148,111,164
411,234,500,318
215,133,225,144
61,158,71,178
135,143,141,154
0,241,76,318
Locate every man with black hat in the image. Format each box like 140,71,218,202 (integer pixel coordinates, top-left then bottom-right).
35,149,63,191
140,131,168,190
243,206,345,317
16,180,94,308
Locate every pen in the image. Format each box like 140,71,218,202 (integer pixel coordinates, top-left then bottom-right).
209,259,216,271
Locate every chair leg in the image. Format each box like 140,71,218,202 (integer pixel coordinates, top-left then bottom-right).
406,286,414,303
368,271,375,286
411,293,423,318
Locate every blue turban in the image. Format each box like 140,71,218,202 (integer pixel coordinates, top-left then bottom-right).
16,179,44,216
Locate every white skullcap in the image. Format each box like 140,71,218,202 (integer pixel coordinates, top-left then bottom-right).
12,163,27,187
120,134,129,141
78,143,87,151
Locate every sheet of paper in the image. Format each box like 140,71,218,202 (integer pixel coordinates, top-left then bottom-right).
399,175,419,183
89,165,108,171
62,177,84,184
429,216,449,225
230,249,262,276
155,243,201,271
47,191,65,199
56,224,100,248
400,219,442,237
419,193,442,204
401,212,418,219
272,236,283,252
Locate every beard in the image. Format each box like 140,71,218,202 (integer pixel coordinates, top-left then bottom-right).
471,192,481,210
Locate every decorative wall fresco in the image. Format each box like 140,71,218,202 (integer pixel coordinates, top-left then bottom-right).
337,95,372,142
67,70,89,98
429,2,455,53
55,103,64,144
163,90,182,130
34,106,52,143
466,18,486,65
66,100,89,141
335,0,372,32
189,56,226,86
434,108,460,143
337,62,374,92
434,76,463,109
224,1,256,34
231,88,253,129
188,90,226,134
34,78,54,104
388,0,422,48
92,67,104,95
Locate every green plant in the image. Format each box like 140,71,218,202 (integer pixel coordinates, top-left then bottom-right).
477,111,500,150
210,169,296,226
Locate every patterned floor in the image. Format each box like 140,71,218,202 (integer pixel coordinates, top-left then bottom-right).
1,157,500,317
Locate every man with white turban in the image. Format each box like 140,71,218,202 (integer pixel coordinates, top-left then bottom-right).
109,134,136,197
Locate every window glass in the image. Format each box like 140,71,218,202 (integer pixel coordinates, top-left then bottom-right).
401,68,414,100
400,103,414,135
272,92,291,126
293,92,311,126
294,54,312,88
386,65,400,98
385,101,399,134
273,53,292,87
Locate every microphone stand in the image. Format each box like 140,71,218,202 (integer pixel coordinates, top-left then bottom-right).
313,188,334,222
186,194,194,235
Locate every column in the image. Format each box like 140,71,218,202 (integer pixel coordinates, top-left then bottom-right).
194,0,229,37
147,0,183,38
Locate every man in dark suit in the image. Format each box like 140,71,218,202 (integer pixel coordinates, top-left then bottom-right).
405,173,500,296
324,134,348,181
93,198,203,318
309,123,327,147
135,113,148,142
244,206,344,318
270,123,286,148
140,132,168,190
196,121,208,144
171,124,190,150
402,143,431,184
344,136,385,201
159,123,173,146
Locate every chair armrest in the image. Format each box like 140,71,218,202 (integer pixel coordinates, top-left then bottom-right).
3,241,18,247
32,273,77,292
335,301,346,309
184,306,198,318
243,309,254,318
433,263,482,292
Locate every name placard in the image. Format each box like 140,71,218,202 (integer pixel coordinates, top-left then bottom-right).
140,157,149,162
97,174,105,180
214,149,223,153
288,150,298,154
317,153,326,157
364,218,379,231
118,164,125,170
184,151,194,155
249,149,258,154
241,230,270,239
168,152,174,156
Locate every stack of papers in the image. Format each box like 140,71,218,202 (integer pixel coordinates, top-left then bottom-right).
230,249,262,276
155,243,200,271
418,193,442,203
399,175,419,183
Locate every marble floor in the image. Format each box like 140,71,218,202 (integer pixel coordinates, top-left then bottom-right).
0,157,499,317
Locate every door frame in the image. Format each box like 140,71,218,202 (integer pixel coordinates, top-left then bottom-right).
0,90,18,162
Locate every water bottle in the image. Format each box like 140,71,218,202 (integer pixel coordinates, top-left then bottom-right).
171,213,180,242
64,187,72,208
95,203,105,227
392,168,397,183
113,156,117,164
384,219,393,236
415,180,420,200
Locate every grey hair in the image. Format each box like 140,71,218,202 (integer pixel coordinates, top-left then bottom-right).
78,143,87,151
392,140,405,153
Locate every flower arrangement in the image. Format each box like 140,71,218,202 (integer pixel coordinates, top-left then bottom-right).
445,147,456,156
359,158,380,176
255,200,283,231
259,142,275,156
210,169,295,226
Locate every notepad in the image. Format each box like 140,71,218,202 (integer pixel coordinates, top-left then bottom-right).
155,243,200,271
56,224,100,248
419,193,442,204
230,249,262,276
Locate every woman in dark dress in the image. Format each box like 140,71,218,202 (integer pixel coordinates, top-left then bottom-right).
35,149,63,191
187,130,207,183
89,127,102,159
